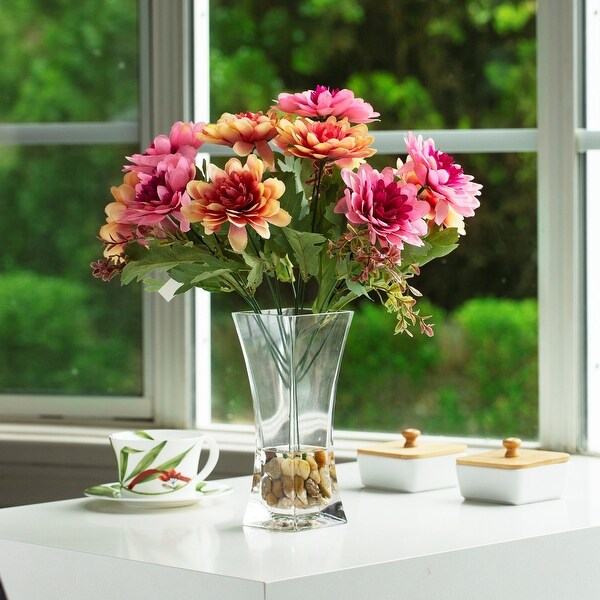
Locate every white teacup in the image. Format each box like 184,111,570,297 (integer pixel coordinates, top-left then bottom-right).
109,429,220,499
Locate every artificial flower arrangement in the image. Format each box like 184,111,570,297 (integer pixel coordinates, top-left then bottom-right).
92,86,481,335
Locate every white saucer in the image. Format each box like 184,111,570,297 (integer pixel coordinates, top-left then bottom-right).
84,481,233,508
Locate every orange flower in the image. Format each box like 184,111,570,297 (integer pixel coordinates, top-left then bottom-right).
199,111,278,170
183,155,290,253
99,172,140,262
273,116,376,169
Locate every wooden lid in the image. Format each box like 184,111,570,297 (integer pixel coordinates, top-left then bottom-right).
357,429,467,459
456,438,570,470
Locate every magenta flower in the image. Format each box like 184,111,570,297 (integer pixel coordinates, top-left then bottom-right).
125,121,205,175
122,154,196,228
273,86,380,123
335,163,429,249
398,132,482,228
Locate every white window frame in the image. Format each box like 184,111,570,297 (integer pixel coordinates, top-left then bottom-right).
585,0,600,453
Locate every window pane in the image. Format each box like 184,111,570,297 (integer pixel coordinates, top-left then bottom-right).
209,0,536,129
0,145,143,396
0,0,138,123
0,0,142,402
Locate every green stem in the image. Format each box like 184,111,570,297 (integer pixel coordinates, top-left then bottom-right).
222,273,262,313
309,160,326,234
293,161,326,315
249,235,281,315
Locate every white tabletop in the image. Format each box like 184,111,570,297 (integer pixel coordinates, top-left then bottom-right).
1,458,600,599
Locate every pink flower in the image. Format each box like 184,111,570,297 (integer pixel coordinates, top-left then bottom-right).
273,86,380,123
335,163,429,249
167,120,206,150
182,154,290,253
199,111,278,170
274,116,375,169
122,154,196,228
398,132,482,228
125,121,205,175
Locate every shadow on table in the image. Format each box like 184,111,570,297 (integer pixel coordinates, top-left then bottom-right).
0,578,7,600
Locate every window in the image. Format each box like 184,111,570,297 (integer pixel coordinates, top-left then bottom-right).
0,0,146,420
198,0,539,437
0,0,196,424
0,1,594,455
195,0,591,453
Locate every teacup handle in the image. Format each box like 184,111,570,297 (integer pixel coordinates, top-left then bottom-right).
196,436,220,483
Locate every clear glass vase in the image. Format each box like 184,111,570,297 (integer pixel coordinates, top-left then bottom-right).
233,309,353,531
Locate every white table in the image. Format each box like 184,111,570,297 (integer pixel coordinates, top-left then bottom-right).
1,458,600,600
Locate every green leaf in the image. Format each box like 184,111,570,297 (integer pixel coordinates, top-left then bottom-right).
324,201,345,230
327,290,359,312
84,484,121,498
277,156,311,222
191,268,235,285
123,441,167,484
403,227,460,268
282,228,326,281
154,445,196,472
272,253,295,283
345,278,371,299
121,240,247,294
313,253,339,312
242,252,265,292
134,430,154,440
118,446,144,483
142,278,171,293
121,242,203,285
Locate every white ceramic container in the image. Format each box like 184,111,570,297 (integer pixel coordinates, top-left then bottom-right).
357,429,467,492
456,438,569,505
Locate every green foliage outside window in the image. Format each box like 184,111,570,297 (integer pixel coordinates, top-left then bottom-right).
211,296,537,439
0,0,142,396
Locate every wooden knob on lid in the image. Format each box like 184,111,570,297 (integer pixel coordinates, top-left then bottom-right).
503,437,521,458
402,428,421,448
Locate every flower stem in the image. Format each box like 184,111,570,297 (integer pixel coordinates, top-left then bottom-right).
294,160,326,315
249,235,282,315
309,160,326,233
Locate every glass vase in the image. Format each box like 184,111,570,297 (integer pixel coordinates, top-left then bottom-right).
233,309,353,531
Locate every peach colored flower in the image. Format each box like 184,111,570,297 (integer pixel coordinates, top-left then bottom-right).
182,154,290,253
199,111,278,170
273,86,380,123
273,116,375,169
99,221,136,261
98,172,140,262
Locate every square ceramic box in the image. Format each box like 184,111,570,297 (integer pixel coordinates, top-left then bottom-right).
456,438,570,505
357,429,467,493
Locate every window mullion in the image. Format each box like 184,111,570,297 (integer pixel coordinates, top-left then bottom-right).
537,0,585,452
139,0,196,428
